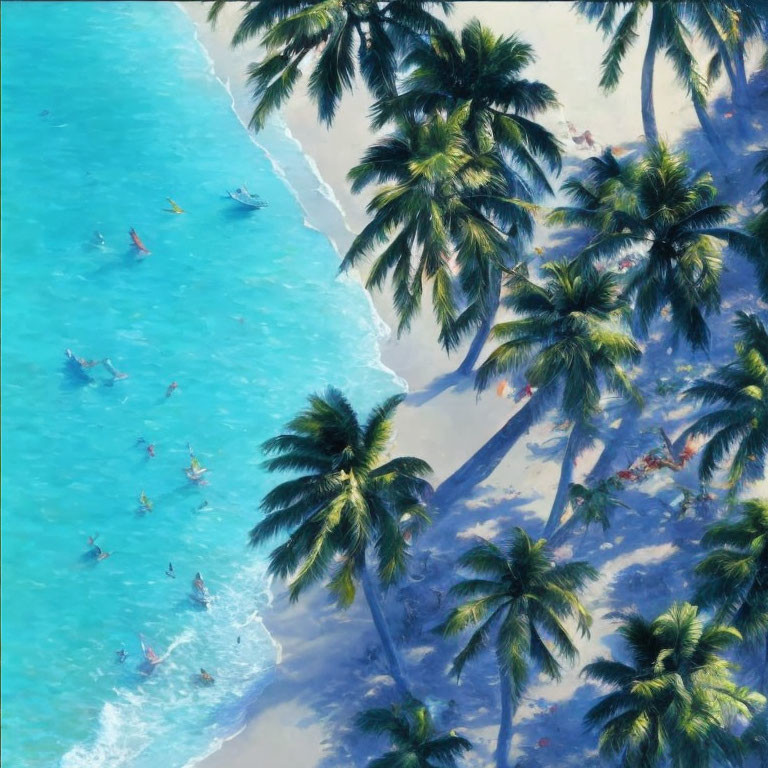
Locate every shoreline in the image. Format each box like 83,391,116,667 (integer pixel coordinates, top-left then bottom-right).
178,4,767,768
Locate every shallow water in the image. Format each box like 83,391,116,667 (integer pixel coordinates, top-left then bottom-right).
0,3,401,766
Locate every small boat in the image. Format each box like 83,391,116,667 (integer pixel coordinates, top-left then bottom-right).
190,572,213,607
227,186,268,210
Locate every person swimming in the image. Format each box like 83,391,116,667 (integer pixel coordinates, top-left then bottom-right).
198,668,215,685
65,349,101,370
184,453,208,484
116,648,128,663
146,444,156,458
165,562,175,578
165,381,178,398
93,231,106,247
92,545,111,561
129,227,150,255
102,358,128,380
138,491,153,514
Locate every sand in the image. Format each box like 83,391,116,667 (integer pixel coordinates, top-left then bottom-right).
178,3,768,766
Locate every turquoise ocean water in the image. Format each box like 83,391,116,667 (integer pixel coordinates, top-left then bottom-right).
0,3,401,766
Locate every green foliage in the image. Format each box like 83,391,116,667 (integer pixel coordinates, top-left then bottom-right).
684,312,768,489
476,258,641,421
569,475,629,533
438,527,596,699
356,699,472,768
583,602,765,767
251,388,432,605
372,18,562,194
341,105,528,351
695,499,768,645
216,0,450,128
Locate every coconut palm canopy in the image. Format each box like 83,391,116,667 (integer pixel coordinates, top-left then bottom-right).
372,18,562,194
475,258,641,421
207,0,451,129
577,143,740,350
695,498,768,646
340,105,533,352
583,602,765,768
250,387,432,604
356,700,472,768
684,312,768,489
439,528,596,689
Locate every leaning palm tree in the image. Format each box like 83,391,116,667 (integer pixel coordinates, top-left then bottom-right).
340,105,532,360
582,142,738,351
575,1,728,158
695,499,768,688
250,388,432,696
684,312,768,490
356,699,472,768
438,528,596,768
370,19,562,373
207,0,450,128
584,602,765,768
434,259,641,519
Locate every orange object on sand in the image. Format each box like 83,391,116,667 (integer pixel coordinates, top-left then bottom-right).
496,380,508,397
129,227,150,254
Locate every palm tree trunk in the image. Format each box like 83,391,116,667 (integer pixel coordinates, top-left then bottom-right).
548,407,642,547
543,420,588,538
495,668,518,768
734,41,750,107
456,275,502,376
432,386,552,510
641,11,660,143
360,557,409,698
692,95,732,164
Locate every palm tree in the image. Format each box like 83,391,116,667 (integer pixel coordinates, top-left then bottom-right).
434,259,641,520
567,475,630,534
250,388,432,696
207,0,450,129
583,602,765,767
370,19,563,373
582,142,739,351
695,499,768,688
575,1,729,159
683,312,768,490
356,699,472,768
340,105,532,360
438,528,596,768
547,147,640,243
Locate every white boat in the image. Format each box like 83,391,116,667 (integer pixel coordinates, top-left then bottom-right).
227,186,268,209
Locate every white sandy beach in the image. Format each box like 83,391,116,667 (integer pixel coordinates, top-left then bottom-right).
180,3,768,767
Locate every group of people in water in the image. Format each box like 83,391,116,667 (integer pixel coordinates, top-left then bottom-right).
71,333,218,688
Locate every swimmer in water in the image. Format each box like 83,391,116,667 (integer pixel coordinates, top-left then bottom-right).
197,500,210,512
116,648,128,663
93,231,106,247
147,444,156,458
166,381,178,398
129,227,150,256
166,562,175,578
198,668,215,685
138,491,153,514
91,544,111,561
102,358,128,381
65,349,101,370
